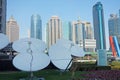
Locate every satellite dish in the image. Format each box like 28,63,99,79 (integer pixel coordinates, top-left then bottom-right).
13,52,50,71
56,38,84,57
12,38,46,53
70,44,85,57
48,44,72,70
0,33,9,49
56,39,73,50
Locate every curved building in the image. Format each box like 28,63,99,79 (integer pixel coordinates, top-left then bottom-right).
93,2,106,50
30,14,42,40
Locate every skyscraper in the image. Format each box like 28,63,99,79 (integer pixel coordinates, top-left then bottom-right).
108,13,120,44
69,20,84,46
108,14,119,36
46,16,62,48
93,2,106,50
62,22,70,40
0,0,6,34
69,19,95,52
83,22,94,39
6,16,19,42
119,9,120,17
30,14,42,40
69,20,93,44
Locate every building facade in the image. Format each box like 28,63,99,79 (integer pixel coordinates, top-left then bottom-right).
84,39,96,52
30,14,42,40
69,19,95,52
119,9,120,17
69,20,83,46
108,13,120,44
0,0,6,34
62,22,70,40
83,22,94,39
46,16,62,48
6,16,19,42
108,14,118,36
93,2,106,50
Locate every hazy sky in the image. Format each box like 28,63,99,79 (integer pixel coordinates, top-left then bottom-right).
7,0,120,41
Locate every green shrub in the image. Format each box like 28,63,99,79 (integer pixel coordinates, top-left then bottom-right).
96,66,111,70
111,61,120,66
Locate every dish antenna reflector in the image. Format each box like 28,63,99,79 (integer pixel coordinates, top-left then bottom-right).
56,39,85,57
12,38,46,53
13,52,50,71
51,39,85,71
12,38,49,79
48,44,72,70
56,38,73,50
70,44,85,57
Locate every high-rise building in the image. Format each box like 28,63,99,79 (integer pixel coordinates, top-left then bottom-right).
46,16,62,48
62,22,70,40
118,10,120,44
6,16,19,42
82,21,95,52
69,20,94,44
0,0,6,34
93,2,106,50
119,9,120,17
83,22,94,39
108,14,119,36
108,13,120,44
69,19,95,52
69,20,83,46
30,14,42,40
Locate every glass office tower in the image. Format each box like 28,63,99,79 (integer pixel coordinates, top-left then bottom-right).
93,2,107,66
0,0,6,34
62,22,70,40
108,12,120,45
108,14,118,36
30,14,42,40
93,2,106,50
119,9,120,17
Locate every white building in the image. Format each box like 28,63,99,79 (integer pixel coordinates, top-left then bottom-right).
46,16,62,47
84,39,96,52
6,16,19,42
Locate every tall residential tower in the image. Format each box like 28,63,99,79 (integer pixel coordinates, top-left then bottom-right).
69,20,83,46
69,19,95,52
6,16,19,42
46,16,62,48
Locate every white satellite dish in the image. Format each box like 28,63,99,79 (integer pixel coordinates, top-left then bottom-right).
70,44,85,57
12,38,46,53
56,38,84,57
48,44,72,70
56,39,73,50
13,52,50,71
0,33,9,49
